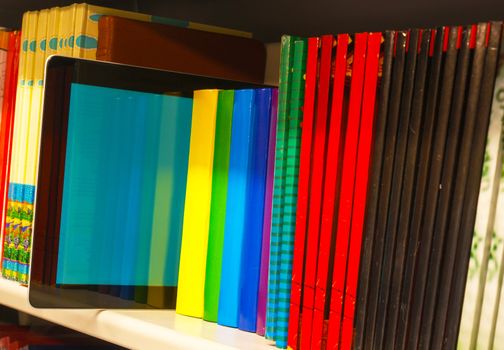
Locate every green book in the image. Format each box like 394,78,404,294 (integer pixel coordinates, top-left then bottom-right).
203,90,235,322
275,38,307,348
266,35,297,340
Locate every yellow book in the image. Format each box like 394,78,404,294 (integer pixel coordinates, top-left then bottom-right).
57,4,76,57
72,3,89,58
10,11,38,282
176,90,219,318
46,7,61,57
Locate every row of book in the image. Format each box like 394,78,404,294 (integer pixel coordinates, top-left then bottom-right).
267,25,504,350
0,3,266,284
176,88,277,335
0,3,503,350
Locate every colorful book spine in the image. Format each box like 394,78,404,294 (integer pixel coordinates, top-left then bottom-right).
311,33,349,349
204,90,235,322
18,9,48,283
266,35,297,340
2,12,28,280
300,34,333,350
340,32,382,350
0,31,20,276
256,88,278,336
176,89,219,318
326,32,368,349
218,89,256,328
275,38,307,348
11,11,38,282
287,36,319,350
238,88,273,332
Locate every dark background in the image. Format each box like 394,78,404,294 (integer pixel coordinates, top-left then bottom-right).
0,0,502,42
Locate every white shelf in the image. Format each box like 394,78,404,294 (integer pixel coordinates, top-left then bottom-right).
0,279,274,350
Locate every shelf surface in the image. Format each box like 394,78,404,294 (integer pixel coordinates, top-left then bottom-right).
0,278,275,350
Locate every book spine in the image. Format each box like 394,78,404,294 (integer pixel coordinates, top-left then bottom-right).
364,31,407,350
352,30,395,350
311,33,349,349
373,29,420,350
218,89,255,327
442,21,502,350
287,36,319,350
2,12,28,280
238,88,272,332
176,89,219,318
0,32,20,276
275,38,307,349
300,34,333,350
203,90,234,322
256,88,278,336
339,32,381,350
326,32,368,350
266,35,296,340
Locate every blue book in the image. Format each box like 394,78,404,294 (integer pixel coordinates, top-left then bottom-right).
238,89,273,332
218,89,256,327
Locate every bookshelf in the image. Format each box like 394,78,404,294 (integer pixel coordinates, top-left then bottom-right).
0,278,275,349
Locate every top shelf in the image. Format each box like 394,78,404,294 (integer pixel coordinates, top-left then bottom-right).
0,279,274,350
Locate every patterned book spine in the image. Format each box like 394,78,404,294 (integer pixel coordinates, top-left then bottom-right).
275,38,307,349
266,35,296,340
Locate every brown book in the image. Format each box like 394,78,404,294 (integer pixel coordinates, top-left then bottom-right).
0,30,10,50
96,16,266,84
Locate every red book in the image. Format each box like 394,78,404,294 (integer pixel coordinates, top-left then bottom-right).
287,36,319,350
326,32,368,349
310,33,349,349
0,31,20,266
299,34,334,350
339,32,382,350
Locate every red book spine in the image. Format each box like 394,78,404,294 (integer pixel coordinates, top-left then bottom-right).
0,32,20,267
326,32,368,349
311,33,349,349
299,34,334,350
339,32,382,350
287,36,319,350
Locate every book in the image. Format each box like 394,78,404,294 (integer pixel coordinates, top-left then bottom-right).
11,11,38,282
363,30,407,350
299,35,333,350
442,22,502,349
275,38,307,348
96,16,266,84
256,88,278,336
419,25,479,349
373,29,420,350
310,33,350,350
218,89,256,328
238,88,273,332
459,28,504,348
176,89,219,318
353,30,394,350
203,90,235,322
0,31,20,277
397,27,458,350
287,36,319,350
17,9,49,284
326,32,368,349
339,32,382,350
266,35,297,340
392,28,442,348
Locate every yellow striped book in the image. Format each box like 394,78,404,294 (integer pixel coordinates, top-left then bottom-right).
176,90,219,318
